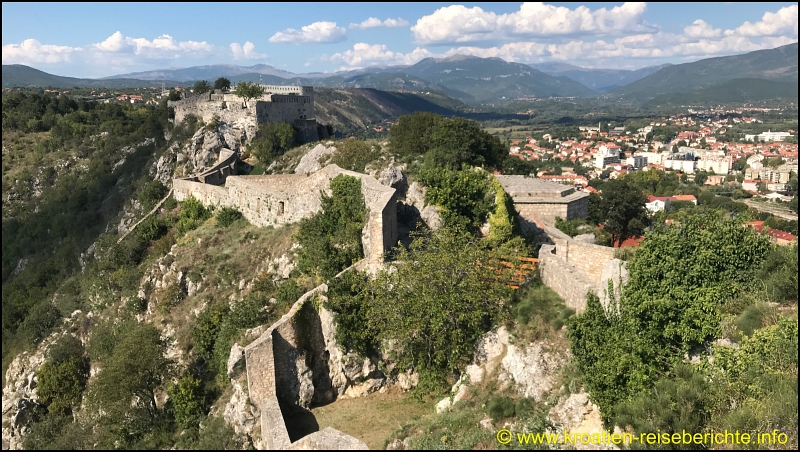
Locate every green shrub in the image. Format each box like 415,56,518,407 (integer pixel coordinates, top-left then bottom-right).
216,207,243,227
19,302,61,345
330,139,380,172
168,375,205,429
136,215,167,242
418,166,491,231
138,180,169,211
487,396,516,421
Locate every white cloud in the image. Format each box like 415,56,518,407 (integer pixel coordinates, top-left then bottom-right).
328,43,432,68
410,2,652,44
93,31,212,58
230,41,267,60
683,20,721,39
349,17,409,30
728,5,798,37
269,21,347,44
2,38,80,64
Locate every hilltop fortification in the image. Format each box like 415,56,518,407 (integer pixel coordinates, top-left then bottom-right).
168,85,321,142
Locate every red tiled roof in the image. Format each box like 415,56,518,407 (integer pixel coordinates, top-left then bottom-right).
768,229,797,241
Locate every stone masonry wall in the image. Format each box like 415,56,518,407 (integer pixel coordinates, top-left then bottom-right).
244,273,368,449
539,244,597,313
551,237,616,283
173,164,397,264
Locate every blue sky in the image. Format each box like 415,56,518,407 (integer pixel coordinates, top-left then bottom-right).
2,2,797,78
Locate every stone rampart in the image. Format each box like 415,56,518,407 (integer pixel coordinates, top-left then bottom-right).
537,225,619,313
244,261,369,450
173,164,397,263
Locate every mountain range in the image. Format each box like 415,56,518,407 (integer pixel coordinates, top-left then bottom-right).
3,43,798,104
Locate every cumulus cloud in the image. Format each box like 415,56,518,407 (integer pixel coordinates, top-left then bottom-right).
411,2,652,44
230,41,267,60
93,31,212,58
683,20,722,39
328,43,432,68
349,17,409,30
2,38,80,64
269,21,347,44
729,5,798,37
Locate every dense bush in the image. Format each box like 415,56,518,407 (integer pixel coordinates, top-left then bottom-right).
248,122,296,163
215,207,243,227
330,139,380,172
568,214,772,422
418,166,492,231
295,175,366,278
176,196,211,235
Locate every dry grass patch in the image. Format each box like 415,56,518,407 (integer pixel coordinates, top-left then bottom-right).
311,389,435,449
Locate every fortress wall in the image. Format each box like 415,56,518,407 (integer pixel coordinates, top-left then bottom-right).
173,179,230,207
538,244,598,313
516,203,569,226
551,237,616,283
244,276,366,449
226,176,324,228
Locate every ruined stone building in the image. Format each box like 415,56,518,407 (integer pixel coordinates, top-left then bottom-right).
173,163,398,264
168,85,321,142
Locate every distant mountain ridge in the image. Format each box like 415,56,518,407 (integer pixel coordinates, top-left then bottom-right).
613,42,799,100
1,65,182,89
530,62,672,92
4,43,798,104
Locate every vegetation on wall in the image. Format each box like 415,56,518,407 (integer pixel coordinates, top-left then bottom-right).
295,174,367,279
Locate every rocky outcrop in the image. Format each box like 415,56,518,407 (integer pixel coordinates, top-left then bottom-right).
499,341,567,401
378,165,408,197
548,392,616,450
294,143,336,175
399,182,442,231
151,123,249,183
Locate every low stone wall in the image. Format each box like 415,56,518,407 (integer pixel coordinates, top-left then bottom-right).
549,236,616,283
539,244,597,313
538,225,621,313
173,164,397,264
243,262,369,450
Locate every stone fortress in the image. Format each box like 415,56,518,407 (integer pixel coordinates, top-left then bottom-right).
165,93,619,449
168,84,323,142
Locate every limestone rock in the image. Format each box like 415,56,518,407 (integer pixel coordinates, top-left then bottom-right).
474,326,510,372
420,205,443,231
406,182,426,210
222,379,258,440
345,377,385,398
295,144,336,175
499,342,566,401
397,370,419,391
548,392,614,450
378,165,408,197
227,343,245,379
287,426,369,450
479,418,493,430
573,233,596,244
435,396,452,413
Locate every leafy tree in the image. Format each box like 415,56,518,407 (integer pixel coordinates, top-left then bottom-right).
168,90,182,101
36,336,89,415
487,177,517,243
213,77,231,91
419,166,492,231
389,111,440,157
192,80,211,95
295,175,366,278
248,122,296,163
168,375,206,429
138,180,169,211
568,214,772,421
232,81,264,107
500,155,537,176
330,139,379,172
329,228,513,392
87,324,176,446
425,117,505,169
595,179,649,246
